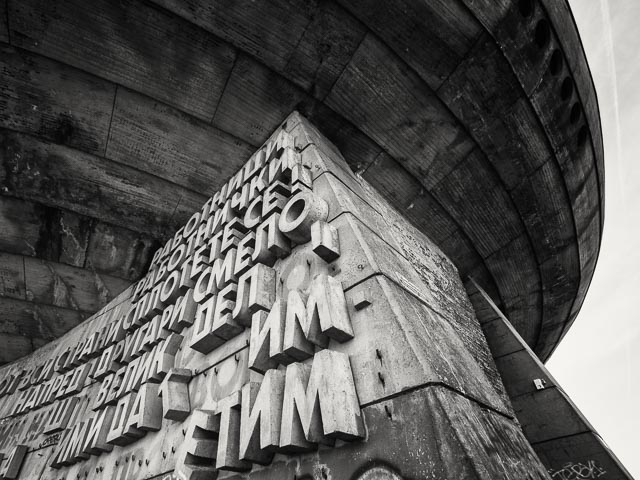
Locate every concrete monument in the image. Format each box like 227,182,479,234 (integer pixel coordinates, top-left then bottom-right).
0,114,552,479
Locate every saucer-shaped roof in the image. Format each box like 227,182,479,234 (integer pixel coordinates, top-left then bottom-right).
0,0,602,362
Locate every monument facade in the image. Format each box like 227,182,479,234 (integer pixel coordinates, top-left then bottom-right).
0,0,633,478
0,114,551,479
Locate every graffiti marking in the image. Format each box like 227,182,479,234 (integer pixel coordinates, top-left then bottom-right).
549,460,606,480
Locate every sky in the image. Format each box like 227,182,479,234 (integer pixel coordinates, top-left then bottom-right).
547,0,640,476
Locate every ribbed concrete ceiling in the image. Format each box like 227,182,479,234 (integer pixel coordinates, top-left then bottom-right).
0,0,602,363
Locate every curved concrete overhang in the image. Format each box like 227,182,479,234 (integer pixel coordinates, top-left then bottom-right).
0,0,602,363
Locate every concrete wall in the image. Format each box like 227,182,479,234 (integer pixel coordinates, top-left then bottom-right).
0,113,549,479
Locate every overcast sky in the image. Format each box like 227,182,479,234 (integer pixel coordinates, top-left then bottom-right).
547,0,640,476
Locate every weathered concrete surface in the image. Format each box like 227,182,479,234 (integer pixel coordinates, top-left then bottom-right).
0,114,550,479
468,278,633,480
0,0,602,362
